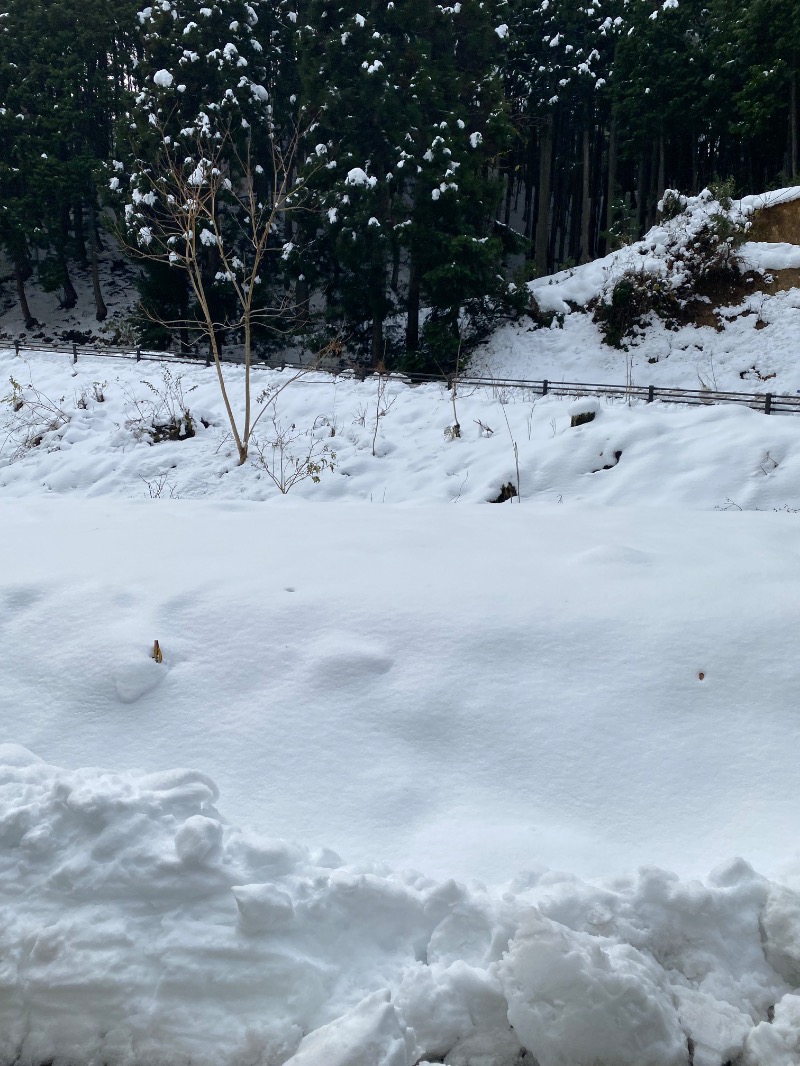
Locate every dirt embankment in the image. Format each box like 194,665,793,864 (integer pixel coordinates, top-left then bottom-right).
740,196,800,299
749,196,800,244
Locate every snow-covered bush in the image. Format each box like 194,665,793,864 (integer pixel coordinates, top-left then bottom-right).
657,189,687,222
592,268,680,349
123,367,199,443
592,188,751,348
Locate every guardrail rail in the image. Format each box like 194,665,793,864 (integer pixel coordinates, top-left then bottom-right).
4,340,796,416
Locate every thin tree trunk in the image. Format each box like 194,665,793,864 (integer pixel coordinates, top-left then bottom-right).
295,276,310,327
645,139,660,231
503,167,513,228
657,132,666,201
790,72,798,181
15,263,36,330
605,114,618,252
534,112,554,277
60,258,78,310
371,310,384,367
636,154,648,234
73,202,88,266
691,132,699,192
390,243,400,293
580,123,592,264
563,191,575,266
523,129,537,250
87,195,107,322
405,255,420,352
178,274,190,353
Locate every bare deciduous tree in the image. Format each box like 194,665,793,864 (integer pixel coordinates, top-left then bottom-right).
118,119,314,464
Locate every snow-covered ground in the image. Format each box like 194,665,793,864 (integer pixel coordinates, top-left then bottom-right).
3,192,800,1066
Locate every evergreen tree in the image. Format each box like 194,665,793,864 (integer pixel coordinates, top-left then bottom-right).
115,0,296,352
295,0,511,367
0,0,138,323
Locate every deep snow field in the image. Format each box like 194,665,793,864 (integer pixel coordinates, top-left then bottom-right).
3,191,800,1066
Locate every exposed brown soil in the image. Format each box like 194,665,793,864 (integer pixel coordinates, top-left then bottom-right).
749,198,800,244
679,270,764,330
760,267,800,292
680,265,800,330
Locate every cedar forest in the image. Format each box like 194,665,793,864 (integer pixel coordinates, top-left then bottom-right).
0,0,798,369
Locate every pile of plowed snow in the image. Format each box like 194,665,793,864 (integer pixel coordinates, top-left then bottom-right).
3,744,800,1066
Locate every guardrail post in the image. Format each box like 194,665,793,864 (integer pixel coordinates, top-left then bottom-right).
13,340,19,357
765,393,772,415
542,379,548,396
72,343,78,364
136,348,141,363
647,385,655,403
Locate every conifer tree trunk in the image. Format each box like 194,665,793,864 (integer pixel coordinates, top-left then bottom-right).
73,202,88,266
87,195,107,322
59,257,78,310
503,158,514,229
405,256,420,352
390,243,400,293
605,115,617,253
15,262,36,330
691,133,699,192
534,112,554,277
790,72,798,181
657,133,665,201
295,276,310,327
580,123,591,264
645,140,659,230
524,131,537,251
371,311,384,367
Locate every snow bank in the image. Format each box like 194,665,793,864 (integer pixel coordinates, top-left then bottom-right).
742,242,800,271
739,186,800,213
1,744,798,1066
4,348,800,510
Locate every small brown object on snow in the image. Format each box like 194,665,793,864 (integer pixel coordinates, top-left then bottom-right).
698,671,705,681
153,639,163,664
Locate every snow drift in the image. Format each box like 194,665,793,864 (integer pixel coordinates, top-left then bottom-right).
2,743,800,1066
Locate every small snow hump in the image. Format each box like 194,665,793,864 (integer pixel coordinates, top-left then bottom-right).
174,814,223,865
569,396,602,428
283,989,416,1066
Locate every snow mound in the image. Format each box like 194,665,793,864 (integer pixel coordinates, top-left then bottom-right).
528,187,751,316
1,747,799,1066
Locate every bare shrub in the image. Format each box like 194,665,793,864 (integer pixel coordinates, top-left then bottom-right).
252,411,336,494
1,375,70,458
123,367,199,443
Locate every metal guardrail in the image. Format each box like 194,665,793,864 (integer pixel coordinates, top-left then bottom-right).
3,339,795,416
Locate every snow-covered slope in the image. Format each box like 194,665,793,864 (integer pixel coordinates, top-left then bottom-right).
3,189,800,1066
2,349,800,510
